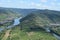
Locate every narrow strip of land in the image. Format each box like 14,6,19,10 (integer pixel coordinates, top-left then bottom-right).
2,30,11,40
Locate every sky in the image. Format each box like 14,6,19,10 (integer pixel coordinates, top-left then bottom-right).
0,0,60,10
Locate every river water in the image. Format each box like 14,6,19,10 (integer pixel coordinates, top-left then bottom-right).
0,17,22,32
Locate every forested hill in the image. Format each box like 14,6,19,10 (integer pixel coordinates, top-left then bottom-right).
20,9,60,32
21,9,60,25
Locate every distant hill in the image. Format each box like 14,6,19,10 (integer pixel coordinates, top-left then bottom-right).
0,7,39,17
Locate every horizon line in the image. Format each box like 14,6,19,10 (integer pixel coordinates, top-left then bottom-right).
0,7,60,11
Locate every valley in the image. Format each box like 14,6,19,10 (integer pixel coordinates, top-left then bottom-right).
0,8,60,40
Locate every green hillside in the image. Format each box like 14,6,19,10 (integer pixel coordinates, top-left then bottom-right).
20,10,60,34
21,11,60,26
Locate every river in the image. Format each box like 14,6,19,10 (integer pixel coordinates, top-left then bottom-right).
45,28,60,40
0,17,22,32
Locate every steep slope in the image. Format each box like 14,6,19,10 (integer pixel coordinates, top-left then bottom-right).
21,10,60,26
20,10,60,34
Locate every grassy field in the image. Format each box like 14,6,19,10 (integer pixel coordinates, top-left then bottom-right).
0,26,56,40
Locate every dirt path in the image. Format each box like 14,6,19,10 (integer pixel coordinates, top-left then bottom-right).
2,30,11,40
